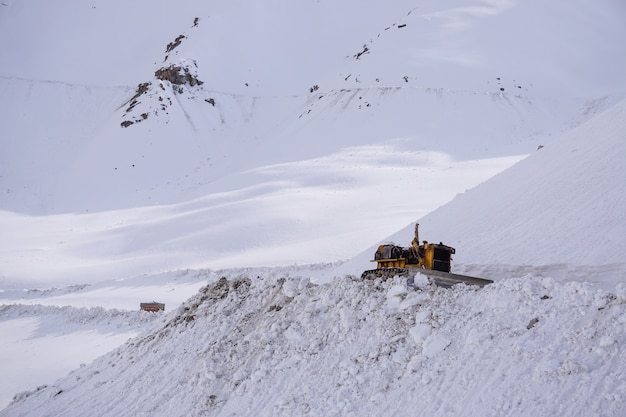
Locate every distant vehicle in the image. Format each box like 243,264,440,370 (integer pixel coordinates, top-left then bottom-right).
140,302,165,312
361,223,493,287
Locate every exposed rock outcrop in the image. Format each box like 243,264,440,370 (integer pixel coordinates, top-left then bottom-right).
154,65,203,87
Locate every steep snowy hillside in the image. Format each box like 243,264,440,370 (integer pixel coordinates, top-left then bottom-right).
3,274,625,416
427,98,626,267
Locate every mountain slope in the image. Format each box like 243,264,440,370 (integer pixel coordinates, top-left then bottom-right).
2,0,625,215
424,98,626,267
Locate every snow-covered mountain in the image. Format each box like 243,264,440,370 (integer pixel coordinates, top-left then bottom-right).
1,0,625,415
2,0,625,286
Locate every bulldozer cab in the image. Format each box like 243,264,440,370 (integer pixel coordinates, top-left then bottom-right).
421,243,455,272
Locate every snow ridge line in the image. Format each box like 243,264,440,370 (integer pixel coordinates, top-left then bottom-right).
0,303,161,330
0,75,132,90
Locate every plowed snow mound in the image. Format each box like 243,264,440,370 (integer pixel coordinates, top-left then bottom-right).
4,274,625,417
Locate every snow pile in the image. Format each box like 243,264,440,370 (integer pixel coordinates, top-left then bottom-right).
3,274,624,416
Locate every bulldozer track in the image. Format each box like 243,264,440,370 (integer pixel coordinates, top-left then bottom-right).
361,268,410,280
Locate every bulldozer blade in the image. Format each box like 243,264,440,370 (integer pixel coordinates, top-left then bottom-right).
413,268,493,288
361,267,493,288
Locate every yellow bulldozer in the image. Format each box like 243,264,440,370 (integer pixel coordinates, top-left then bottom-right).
361,223,493,287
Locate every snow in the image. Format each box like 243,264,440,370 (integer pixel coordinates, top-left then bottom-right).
2,275,625,416
1,0,625,415
0,303,161,409
336,97,626,291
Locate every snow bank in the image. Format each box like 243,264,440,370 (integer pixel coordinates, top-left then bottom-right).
3,273,624,416
0,304,162,408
